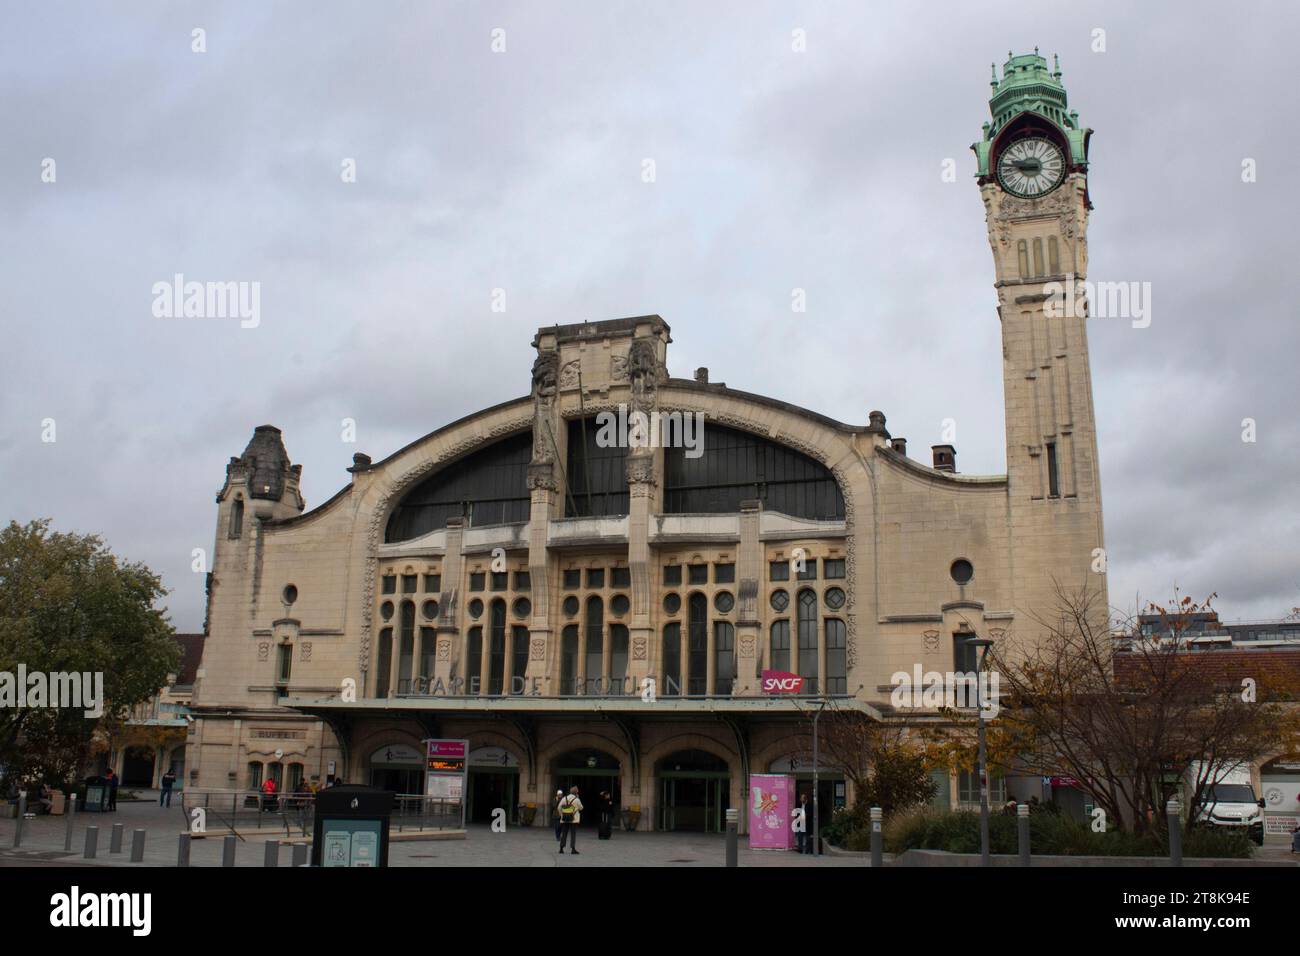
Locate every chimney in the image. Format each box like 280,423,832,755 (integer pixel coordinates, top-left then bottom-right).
890,437,908,456
695,367,709,384
931,444,956,472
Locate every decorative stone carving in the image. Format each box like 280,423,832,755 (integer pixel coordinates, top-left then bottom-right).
611,354,629,381
257,642,270,662
625,456,656,486
437,639,451,661
527,462,558,491
632,636,647,661
301,641,312,662
531,352,558,400
530,638,546,661
923,630,940,653
739,634,755,658
558,359,581,390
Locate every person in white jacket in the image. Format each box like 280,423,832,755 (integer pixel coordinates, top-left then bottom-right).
558,786,583,854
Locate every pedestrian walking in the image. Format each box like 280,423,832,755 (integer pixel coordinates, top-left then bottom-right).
557,786,582,855
553,789,564,843
159,767,177,807
105,768,119,811
598,790,613,840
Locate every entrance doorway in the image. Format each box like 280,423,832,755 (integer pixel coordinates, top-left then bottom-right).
367,743,425,794
553,748,620,828
468,770,517,823
123,747,156,787
658,749,730,832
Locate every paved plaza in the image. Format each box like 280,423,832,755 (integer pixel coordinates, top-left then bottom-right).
0,793,857,868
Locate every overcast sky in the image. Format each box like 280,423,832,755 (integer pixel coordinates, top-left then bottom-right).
2,1,1296,633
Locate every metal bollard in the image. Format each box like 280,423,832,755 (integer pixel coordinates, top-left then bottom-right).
870,807,883,868
264,840,280,867
130,829,145,862
177,833,191,867
292,843,308,867
1167,800,1183,867
110,822,124,853
84,825,99,859
64,795,77,851
222,834,237,867
724,808,738,868
1017,803,1030,866
13,793,26,847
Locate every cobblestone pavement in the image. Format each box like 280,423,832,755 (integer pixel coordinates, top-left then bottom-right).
0,795,856,868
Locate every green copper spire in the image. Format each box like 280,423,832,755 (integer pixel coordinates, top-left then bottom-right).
972,50,1090,178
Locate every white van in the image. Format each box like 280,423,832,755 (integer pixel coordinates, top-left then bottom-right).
1185,760,1264,845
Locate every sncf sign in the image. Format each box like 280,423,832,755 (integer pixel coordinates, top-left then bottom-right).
761,670,804,694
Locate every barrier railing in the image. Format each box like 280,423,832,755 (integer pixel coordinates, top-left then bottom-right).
180,789,315,839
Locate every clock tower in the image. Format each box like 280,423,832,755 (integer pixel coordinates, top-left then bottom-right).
973,50,1108,620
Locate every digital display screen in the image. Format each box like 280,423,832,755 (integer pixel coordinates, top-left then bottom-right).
428,758,465,772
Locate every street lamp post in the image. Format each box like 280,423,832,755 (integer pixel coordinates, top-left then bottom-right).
964,635,994,867
811,697,828,856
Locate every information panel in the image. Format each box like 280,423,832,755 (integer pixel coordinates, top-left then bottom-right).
749,773,795,850
426,738,469,827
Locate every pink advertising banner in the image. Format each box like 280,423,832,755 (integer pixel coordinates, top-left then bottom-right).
749,774,795,850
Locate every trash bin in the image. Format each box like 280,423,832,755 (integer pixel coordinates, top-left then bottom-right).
311,785,395,868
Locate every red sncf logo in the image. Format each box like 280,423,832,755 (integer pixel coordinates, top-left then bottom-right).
761,670,804,694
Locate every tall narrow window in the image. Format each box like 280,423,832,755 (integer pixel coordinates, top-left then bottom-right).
662,623,681,696
420,627,436,682
276,644,292,685
488,599,506,695
1032,238,1045,277
1048,235,1060,275
511,626,529,694
398,601,415,693
376,627,392,697
797,589,818,694
770,620,791,672
585,597,604,694
560,625,578,694
1046,441,1060,497
714,621,735,695
229,498,244,539
466,627,482,694
1017,240,1030,279
688,593,708,695
609,624,629,695
825,618,846,694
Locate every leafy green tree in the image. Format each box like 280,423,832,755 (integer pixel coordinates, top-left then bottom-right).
0,519,179,786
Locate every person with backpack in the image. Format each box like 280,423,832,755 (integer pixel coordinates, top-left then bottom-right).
557,785,583,855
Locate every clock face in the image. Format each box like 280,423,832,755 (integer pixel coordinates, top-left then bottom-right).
996,136,1065,198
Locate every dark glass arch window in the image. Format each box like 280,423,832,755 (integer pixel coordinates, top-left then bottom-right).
610,624,629,695
662,623,681,696
385,431,532,542
688,593,708,695
465,627,483,695
511,626,529,693
376,626,393,697
566,418,628,517
488,599,507,695
714,621,735,695
560,625,579,695
770,620,791,672
826,618,846,694
663,423,844,520
797,588,818,694
584,596,604,693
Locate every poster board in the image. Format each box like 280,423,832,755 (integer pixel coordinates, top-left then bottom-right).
749,773,795,849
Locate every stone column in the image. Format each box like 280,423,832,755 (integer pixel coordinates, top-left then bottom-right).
432,518,466,688
734,499,763,695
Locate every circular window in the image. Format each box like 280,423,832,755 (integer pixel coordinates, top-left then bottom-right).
563,595,579,617
513,597,531,619
381,600,395,621
282,584,298,606
714,591,735,613
422,599,438,620
770,589,789,612
663,593,681,615
950,559,974,586
825,587,846,610
468,598,484,619
611,594,630,617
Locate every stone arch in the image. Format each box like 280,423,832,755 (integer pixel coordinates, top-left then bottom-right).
351,721,425,783
644,732,739,778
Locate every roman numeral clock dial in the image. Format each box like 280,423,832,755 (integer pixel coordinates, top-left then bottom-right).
996,136,1065,198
